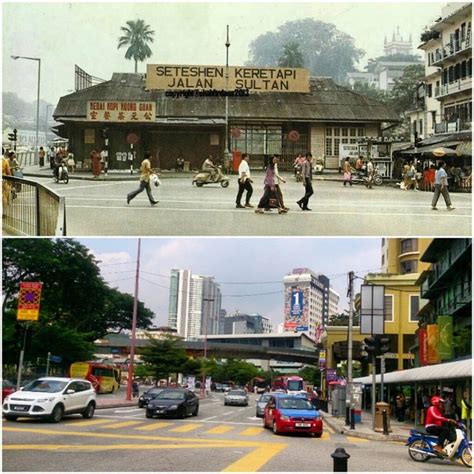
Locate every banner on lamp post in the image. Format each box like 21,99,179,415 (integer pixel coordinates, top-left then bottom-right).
418,328,428,366
17,282,42,321
426,324,439,365
437,316,453,361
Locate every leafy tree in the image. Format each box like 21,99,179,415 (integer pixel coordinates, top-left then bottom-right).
327,311,360,326
139,335,188,381
298,366,321,387
389,64,425,116
248,18,364,83
278,41,304,68
351,82,389,103
117,19,155,73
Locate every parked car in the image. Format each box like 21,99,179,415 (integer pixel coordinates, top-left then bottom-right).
214,383,224,392
2,380,16,401
224,389,249,406
138,387,165,408
2,377,96,423
146,388,199,419
263,393,323,437
221,384,231,393
255,392,273,417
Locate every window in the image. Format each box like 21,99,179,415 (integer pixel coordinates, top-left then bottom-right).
326,128,333,136
400,260,418,274
426,84,432,98
409,295,420,322
419,119,423,136
325,138,332,156
384,295,393,322
400,239,417,253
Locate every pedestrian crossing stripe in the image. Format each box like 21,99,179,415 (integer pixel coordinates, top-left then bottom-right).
205,426,234,435
240,427,264,436
134,422,173,431
346,436,369,443
69,419,116,427
169,424,203,433
103,421,143,429
319,432,331,441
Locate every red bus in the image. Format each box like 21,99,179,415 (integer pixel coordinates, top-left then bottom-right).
272,375,305,393
68,362,121,394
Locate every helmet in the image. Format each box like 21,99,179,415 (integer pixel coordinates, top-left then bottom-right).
431,396,445,407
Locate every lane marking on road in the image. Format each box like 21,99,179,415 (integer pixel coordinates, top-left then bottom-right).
346,435,369,443
64,204,471,218
205,425,234,435
54,182,125,192
325,425,335,434
169,423,203,433
318,432,331,441
66,419,116,427
201,416,218,421
93,414,261,426
222,444,287,472
113,408,142,413
221,411,235,416
134,422,173,431
102,420,144,429
240,427,264,436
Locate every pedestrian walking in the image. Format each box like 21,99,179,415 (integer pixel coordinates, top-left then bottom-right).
67,148,75,173
48,146,55,169
127,151,159,206
343,157,352,186
296,152,313,210
396,392,406,422
255,161,286,214
365,159,374,189
38,146,45,168
235,153,253,208
2,153,12,213
431,161,455,211
273,155,289,211
90,148,101,178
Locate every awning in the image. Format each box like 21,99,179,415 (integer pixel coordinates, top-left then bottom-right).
400,144,460,155
456,141,472,156
353,358,472,385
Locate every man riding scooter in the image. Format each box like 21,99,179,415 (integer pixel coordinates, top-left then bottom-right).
425,396,457,455
202,155,218,182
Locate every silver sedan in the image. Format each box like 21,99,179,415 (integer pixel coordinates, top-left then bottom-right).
255,392,273,417
224,389,249,406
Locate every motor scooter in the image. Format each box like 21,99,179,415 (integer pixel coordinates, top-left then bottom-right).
350,167,383,186
192,165,229,188
54,160,69,184
407,421,472,468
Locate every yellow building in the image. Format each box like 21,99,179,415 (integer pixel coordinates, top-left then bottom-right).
365,238,432,372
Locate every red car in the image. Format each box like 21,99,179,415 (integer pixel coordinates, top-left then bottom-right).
2,380,16,401
263,393,323,437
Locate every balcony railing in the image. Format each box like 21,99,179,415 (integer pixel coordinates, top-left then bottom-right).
434,119,472,134
435,77,472,98
432,38,472,66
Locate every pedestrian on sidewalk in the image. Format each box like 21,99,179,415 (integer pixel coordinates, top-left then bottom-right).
235,153,253,208
38,146,45,168
432,161,455,211
48,146,55,170
365,158,374,189
461,391,471,435
90,148,101,178
396,392,406,422
127,151,159,206
296,152,313,211
343,158,352,186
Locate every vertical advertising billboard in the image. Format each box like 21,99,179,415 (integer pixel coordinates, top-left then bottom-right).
284,287,309,331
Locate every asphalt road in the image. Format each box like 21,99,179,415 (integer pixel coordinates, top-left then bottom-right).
30,175,472,236
2,392,467,472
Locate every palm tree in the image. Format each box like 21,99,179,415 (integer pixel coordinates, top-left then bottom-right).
117,19,155,73
278,41,305,68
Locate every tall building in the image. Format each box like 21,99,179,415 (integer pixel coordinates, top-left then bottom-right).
283,268,339,342
168,270,222,340
362,238,432,372
223,313,274,335
415,2,472,138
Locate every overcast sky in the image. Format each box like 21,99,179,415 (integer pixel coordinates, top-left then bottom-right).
79,237,382,329
3,1,444,105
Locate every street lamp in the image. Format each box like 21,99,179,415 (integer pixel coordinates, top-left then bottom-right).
11,55,41,162
201,297,214,397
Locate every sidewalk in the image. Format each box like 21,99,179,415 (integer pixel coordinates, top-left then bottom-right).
321,409,417,442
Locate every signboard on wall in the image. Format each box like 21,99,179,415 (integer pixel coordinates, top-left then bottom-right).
426,324,439,365
87,101,156,122
437,316,453,361
146,64,310,92
284,287,309,331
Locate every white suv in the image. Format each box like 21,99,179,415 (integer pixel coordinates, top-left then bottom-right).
3,377,96,423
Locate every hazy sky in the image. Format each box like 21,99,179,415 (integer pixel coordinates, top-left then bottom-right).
79,237,382,329
3,1,444,105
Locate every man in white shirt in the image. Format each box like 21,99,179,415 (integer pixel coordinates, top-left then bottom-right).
236,153,253,208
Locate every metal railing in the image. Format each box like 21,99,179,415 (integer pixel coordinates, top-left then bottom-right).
2,176,66,236
13,151,38,167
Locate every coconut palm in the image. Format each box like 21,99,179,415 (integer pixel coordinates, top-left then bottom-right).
278,41,305,68
117,19,155,73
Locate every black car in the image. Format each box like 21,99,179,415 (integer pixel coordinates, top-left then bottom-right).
146,389,199,419
138,387,165,408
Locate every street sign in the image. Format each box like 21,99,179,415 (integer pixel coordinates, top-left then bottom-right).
127,133,139,145
17,282,42,321
49,355,62,363
288,130,300,142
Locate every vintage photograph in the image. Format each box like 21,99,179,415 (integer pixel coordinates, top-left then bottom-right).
2,1,471,236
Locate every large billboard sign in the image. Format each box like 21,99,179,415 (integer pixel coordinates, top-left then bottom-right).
17,282,42,321
146,65,310,93
87,101,156,122
284,287,309,331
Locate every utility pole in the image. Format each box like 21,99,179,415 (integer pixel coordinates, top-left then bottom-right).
346,271,354,427
201,297,214,397
126,238,141,401
16,323,29,391
224,25,231,168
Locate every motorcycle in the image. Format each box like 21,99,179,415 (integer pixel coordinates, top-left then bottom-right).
54,160,69,184
407,421,472,468
350,167,383,186
294,164,303,182
192,165,229,188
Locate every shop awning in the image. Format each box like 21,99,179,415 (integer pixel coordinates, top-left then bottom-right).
456,141,472,156
400,144,460,155
353,358,472,385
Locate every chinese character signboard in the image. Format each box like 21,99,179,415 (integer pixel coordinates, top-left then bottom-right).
437,316,453,361
285,287,309,331
426,324,439,365
17,282,42,321
87,101,155,122
146,65,310,93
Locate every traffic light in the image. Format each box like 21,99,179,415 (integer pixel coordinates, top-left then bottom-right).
378,336,391,356
8,129,17,142
363,337,377,358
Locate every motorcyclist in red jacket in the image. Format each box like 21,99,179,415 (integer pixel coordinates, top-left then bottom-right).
425,396,457,454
